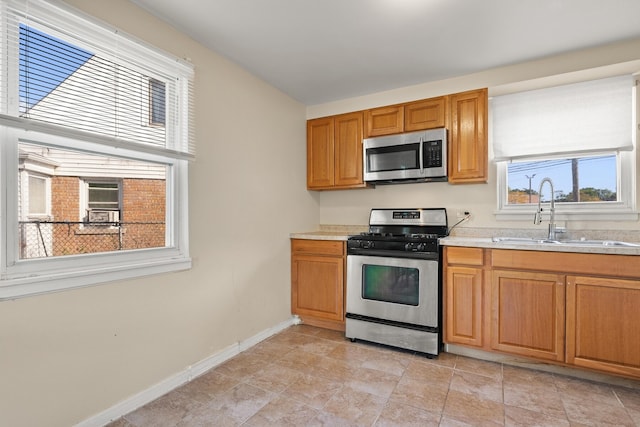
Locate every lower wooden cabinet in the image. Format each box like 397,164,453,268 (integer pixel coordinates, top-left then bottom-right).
444,247,485,347
291,239,345,331
566,275,640,378
444,246,640,380
491,270,565,361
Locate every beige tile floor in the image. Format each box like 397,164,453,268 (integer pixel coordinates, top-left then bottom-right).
108,325,640,426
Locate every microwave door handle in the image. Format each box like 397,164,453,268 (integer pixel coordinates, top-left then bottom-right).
419,137,424,173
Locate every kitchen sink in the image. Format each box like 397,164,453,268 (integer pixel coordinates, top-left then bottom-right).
491,237,640,247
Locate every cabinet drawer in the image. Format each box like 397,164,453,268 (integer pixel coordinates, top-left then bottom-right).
291,239,345,256
491,249,640,278
445,247,484,266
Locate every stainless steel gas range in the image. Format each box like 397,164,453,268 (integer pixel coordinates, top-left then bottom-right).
345,208,448,357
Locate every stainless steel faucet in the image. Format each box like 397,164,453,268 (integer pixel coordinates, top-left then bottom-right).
534,177,558,240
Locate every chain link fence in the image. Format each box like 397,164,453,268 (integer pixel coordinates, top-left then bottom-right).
19,220,165,259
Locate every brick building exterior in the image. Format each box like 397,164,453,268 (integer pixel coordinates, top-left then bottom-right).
49,176,165,256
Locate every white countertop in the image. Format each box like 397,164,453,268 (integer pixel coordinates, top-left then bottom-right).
290,225,640,255
290,225,367,241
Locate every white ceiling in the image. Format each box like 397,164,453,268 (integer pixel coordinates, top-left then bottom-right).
131,0,640,105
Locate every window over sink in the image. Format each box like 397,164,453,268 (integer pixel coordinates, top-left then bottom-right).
506,154,617,204
493,74,638,221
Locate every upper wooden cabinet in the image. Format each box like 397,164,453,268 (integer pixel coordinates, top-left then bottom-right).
307,89,488,190
307,117,334,189
448,88,488,184
365,105,403,137
404,97,447,132
363,90,487,183
307,112,366,190
335,113,365,188
364,96,447,138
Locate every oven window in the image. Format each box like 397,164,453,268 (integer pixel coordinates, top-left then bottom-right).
362,264,419,306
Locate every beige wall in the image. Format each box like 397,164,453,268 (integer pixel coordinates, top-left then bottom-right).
0,1,318,426
309,39,640,232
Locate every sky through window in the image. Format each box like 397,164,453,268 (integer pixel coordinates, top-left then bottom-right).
19,24,93,110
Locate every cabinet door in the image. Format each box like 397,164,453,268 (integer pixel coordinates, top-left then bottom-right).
291,239,346,330
334,112,365,188
491,270,565,361
404,97,446,131
448,88,488,184
445,265,484,347
365,105,403,137
292,254,344,323
566,275,640,378
307,117,335,189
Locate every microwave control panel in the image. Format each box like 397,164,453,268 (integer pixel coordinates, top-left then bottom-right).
423,140,443,168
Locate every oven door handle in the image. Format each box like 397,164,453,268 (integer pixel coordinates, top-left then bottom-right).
347,248,439,260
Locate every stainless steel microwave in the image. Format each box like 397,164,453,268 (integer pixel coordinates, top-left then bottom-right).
363,128,447,184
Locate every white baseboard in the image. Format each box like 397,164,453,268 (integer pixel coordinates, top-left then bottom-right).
76,317,296,427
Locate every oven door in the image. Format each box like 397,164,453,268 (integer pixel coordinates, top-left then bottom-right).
346,254,439,328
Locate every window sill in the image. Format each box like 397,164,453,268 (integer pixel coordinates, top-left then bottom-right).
26,215,53,221
0,254,191,300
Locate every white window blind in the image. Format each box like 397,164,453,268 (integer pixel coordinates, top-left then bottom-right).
1,0,195,158
492,75,633,161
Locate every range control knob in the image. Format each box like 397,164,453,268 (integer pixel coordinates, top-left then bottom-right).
362,240,375,249
405,242,415,251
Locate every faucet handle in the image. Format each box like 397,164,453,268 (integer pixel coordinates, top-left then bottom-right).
533,209,542,225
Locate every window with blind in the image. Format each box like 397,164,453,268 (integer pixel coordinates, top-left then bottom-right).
492,75,638,221
0,0,193,299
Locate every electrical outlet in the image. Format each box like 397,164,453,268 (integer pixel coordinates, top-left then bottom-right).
456,209,470,218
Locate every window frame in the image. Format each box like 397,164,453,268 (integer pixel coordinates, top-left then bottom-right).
26,173,51,218
495,151,637,221
493,74,639,222
85,180,121,210
81,178,122,229
0,1,192,300
2,127,191,299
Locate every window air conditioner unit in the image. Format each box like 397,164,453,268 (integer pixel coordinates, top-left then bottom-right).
88,209,120,224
